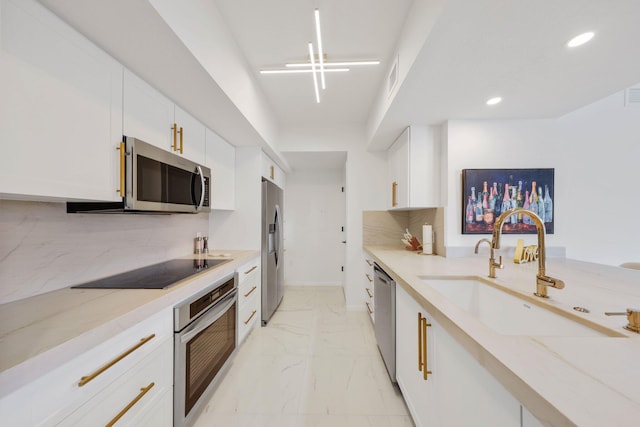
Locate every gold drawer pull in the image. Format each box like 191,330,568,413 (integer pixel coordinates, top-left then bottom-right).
106,382,155,427
244,265,258,275
365,259,373,267
365,273,372,283
419,313,432,380
244,286,257,298
116,142,125,197
78,334,155,387
244,310,257,325
418,313,423,372
365,288,373,298
365,302,373,314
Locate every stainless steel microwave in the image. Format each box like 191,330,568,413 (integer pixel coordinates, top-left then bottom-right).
67,137,211,214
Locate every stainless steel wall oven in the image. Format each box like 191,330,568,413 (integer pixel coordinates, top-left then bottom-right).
174,273,237,426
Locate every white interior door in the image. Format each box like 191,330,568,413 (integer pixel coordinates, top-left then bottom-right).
283,167,346,287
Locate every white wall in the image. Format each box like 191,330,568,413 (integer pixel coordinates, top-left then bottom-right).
0,200,208,304
278,125,388,310
444,89,640,265
284,168,345,286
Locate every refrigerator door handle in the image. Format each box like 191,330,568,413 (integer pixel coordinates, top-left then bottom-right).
274,204,281,269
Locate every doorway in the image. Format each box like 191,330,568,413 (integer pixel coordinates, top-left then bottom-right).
282,152,346,287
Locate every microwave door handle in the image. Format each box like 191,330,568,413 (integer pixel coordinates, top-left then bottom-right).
194,165,205,212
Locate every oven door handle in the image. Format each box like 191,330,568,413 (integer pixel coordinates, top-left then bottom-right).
180,290,237,343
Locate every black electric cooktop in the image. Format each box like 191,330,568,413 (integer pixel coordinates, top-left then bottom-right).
71,258,231,290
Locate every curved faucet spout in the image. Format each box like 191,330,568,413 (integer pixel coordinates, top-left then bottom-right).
490,208,564,298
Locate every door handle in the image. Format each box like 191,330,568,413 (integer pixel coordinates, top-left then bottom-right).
341,240,346,244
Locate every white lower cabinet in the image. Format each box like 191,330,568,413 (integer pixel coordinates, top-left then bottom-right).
0,308,173,426
396,284,523,426
237,257,261,344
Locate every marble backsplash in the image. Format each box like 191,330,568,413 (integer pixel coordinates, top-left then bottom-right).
0,200,208,304
363,208,445,255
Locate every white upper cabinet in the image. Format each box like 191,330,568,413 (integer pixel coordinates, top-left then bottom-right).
205,128,235,210
174,104,206,163
123,70,205,164
261,152,285,189
0,0,123,202
387,126,441,209
123,69,174,151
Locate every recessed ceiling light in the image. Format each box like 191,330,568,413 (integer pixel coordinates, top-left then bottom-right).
486,97,502,106
567,32,594,48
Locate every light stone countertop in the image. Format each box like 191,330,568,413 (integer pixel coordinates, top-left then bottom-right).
0,250,259,398
365,246,640,427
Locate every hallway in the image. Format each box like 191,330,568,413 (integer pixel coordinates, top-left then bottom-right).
194,286,412,426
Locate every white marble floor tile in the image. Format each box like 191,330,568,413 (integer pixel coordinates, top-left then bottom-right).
193,286,412,426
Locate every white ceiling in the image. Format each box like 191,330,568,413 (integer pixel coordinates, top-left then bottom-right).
36,0,640,155
214,0,412,128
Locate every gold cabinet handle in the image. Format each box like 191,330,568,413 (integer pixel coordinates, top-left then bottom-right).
365,273,373,283
116,142,125,197
172,123,177,151
365,288,373,298
244,286,257,298
270,165,275,180
244,265,258,275
244,310,257,325
365,302,373,314
392,181,398,207
365,259,373,267
106,382,155,427
418,313,423,372
78,334,155,387
179,126,183,154
421,314,432,380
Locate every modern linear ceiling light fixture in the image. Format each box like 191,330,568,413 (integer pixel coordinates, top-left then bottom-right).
567,31,595,48
486,96,502,106
259,8,380,103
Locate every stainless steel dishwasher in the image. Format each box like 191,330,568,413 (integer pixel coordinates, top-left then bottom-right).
373,262,396,382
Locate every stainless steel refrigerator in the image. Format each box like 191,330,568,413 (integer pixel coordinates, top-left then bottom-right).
261,178,284,325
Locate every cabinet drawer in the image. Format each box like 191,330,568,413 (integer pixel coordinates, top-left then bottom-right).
238,290,259,344
237,258,260,288
58,337,173,426
0,308,172,426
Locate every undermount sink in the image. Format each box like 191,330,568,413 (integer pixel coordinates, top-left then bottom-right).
419,276,622,337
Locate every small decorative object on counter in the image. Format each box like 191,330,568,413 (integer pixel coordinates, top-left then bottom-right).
401,229,423,252
513,239,538,264
203,236,209,254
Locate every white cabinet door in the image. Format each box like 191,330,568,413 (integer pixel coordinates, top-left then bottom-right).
396,284,520,426
261,152,285,189
0,0,122,202
206,128,236,210
123,69,174,151
175,104,206,163
395,285,438,427
387,126,440,209
434,313,521,426
388,129,409,208
522,406,544,427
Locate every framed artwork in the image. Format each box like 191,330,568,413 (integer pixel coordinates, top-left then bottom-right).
461,168,554,235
